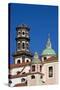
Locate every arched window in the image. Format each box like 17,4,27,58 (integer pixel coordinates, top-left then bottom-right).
49,66,53,77
32,65,35,71
26,60,29,63
31,75,35,79
17,60,20,64
22,31,25,37
21,78,25,82
23,32,25,35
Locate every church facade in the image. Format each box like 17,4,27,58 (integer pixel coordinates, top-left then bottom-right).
9,24,58,87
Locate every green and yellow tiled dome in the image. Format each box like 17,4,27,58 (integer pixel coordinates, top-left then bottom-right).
42,34,56,56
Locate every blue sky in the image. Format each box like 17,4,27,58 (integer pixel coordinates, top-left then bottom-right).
9,3,58,64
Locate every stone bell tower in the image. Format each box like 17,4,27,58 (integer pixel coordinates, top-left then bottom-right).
13,24,33,64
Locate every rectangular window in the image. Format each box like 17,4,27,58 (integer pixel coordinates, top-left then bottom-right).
32,65,35,71
40,65,42,72
49,66,53,77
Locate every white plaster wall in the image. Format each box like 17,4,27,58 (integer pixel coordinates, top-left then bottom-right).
27,74,43,86
10,77,27,87
10,66,30,75
10,67,23,75
42,62,58,84
22,66,30,73
27,74,37,86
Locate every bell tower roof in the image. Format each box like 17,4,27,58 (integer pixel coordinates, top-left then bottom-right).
16,24,30,31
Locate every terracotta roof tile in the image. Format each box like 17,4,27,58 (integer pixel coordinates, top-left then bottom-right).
9,72,44,79
9,62,31,69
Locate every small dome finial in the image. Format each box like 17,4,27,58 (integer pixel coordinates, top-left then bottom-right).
48,33,50,38
34,52,39,59
46,33,52,48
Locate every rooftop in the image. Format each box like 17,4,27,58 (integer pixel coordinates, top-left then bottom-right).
42,34,56,56
32,52,41,64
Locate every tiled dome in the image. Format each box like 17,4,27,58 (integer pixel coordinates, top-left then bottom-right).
42,34,56,56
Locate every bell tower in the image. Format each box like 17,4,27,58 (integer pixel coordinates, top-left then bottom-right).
16,24,30,52
13,24,33,64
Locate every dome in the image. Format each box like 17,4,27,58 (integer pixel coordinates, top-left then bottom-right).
42,34,56,56
42,48,56,56
32,52,40,64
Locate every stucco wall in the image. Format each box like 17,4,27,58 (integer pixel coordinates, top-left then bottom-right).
42,62,58,84
10,66,30,75
10,77,27,87
27,74,43,86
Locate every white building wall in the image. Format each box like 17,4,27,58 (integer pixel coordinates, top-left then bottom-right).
42,62,58,85
10,66,30,75
10,77,27,87
27,74,43,86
